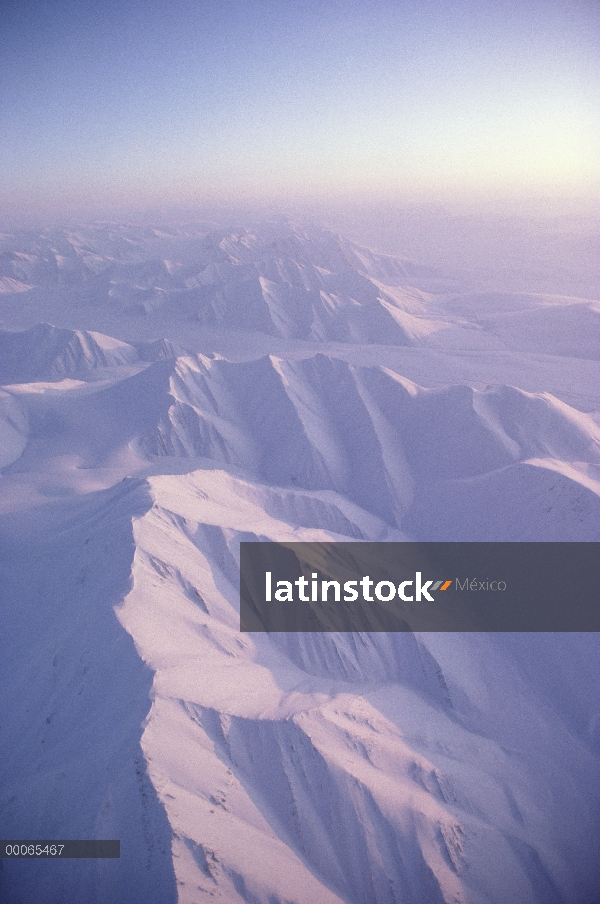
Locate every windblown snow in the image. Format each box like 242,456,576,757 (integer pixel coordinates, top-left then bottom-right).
1,219,599,904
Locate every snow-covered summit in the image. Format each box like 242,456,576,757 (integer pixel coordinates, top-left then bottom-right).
0,220,442,342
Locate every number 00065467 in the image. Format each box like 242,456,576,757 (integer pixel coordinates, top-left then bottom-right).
0,841,120,858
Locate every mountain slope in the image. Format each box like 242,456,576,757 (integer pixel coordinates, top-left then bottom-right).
118,470,600,904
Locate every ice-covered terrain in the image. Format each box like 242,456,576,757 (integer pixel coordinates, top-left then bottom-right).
1,219,599,903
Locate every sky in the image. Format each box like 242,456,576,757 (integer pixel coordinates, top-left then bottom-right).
1,0,599,222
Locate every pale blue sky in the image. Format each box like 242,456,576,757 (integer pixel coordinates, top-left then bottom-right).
1,0,599,220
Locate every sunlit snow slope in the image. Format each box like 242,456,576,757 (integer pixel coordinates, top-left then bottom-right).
1,220,599,904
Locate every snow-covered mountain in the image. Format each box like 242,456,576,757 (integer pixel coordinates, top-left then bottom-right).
1,220,599,904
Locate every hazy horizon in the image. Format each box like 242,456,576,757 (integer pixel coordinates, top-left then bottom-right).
2,0,599,224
